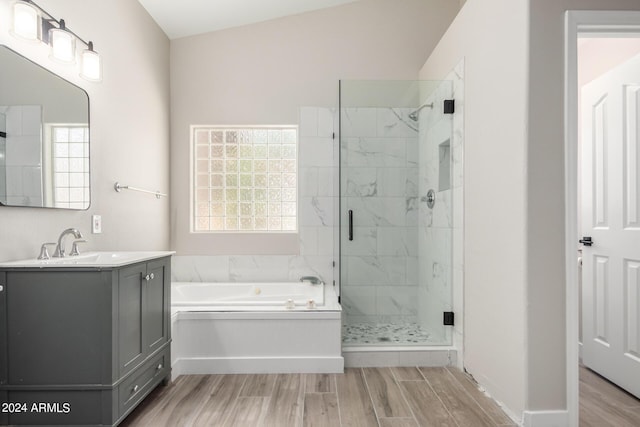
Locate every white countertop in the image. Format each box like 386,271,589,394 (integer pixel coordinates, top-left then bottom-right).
0,251,175,268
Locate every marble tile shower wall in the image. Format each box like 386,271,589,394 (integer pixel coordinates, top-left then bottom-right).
417,63,464,345
340,107,420,325
172,107,338,286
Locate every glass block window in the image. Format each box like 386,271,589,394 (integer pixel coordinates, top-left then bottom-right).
192,126,297,232
52,125,90,209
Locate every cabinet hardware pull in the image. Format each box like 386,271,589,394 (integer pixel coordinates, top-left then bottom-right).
348,210,353,241
157,364,163,370
133,385,139,393
144,274,150,281
0,285,3,292
150,273,155,280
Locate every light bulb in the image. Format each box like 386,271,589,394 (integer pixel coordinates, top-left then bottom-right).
80,43,101,82
49,24,75,63
12,2,39,40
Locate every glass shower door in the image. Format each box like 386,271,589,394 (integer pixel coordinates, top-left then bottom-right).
0,112,6,204
339,80,454,346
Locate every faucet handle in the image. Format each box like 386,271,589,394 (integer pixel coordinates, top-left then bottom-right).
299,275,323,285
37,243,57,260
70,239,87,256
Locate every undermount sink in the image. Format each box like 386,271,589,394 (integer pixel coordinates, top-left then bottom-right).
0,251,175,268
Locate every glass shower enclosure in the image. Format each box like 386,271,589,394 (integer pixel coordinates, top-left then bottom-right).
339,80,454,347
0,112,6,203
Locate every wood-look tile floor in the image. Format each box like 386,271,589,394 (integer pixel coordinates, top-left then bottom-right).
579,365,640,427
120,367,516,427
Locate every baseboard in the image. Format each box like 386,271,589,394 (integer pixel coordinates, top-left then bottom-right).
173,356,344,375
578,341,583,360
523,410,569,427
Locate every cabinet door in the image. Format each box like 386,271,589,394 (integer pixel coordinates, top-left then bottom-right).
3,271,108,385
144,258,169,355
118,263,146,377
0,272,7,387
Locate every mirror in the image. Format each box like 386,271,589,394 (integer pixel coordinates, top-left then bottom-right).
0,45,90,210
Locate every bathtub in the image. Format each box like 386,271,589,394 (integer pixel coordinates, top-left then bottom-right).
172,281,325,309
170,281,343,376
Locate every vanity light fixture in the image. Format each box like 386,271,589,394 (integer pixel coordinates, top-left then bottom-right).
10,0,102,82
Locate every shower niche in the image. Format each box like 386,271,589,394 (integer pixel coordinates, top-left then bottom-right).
439,139,451,192
339,80,454,347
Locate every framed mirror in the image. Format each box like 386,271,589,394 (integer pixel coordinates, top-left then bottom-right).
0,45,90,210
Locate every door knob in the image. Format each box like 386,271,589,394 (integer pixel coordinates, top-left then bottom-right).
579,236,593,246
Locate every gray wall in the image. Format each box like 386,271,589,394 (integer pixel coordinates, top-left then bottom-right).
0,0,171,262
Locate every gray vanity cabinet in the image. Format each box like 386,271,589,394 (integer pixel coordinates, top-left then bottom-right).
118,259,169,378
0,256,171,426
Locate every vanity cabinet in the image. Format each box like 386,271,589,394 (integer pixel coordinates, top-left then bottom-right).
0,255,171,426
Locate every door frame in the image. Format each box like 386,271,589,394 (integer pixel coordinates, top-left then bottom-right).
564,10,640,427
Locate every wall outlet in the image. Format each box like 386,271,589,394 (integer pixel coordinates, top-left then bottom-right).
92,215,102,234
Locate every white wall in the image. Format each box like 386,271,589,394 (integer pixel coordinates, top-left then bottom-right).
527,0,640,414
0,0,170,261
0,47,87,123
419,0,529,418
170,0,460,255
420,0,640,420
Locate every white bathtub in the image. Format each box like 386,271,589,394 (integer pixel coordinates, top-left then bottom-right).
172,281,325,308
170,281,343,376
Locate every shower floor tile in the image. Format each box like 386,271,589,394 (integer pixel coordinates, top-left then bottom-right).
342,322,433,345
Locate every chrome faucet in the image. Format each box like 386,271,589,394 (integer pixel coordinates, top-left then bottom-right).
300,276,323,285
53,228,84,258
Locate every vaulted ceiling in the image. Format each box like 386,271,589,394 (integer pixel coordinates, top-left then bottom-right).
137,0,361,39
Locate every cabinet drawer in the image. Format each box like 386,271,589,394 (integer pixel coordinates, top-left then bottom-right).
118,349,169,416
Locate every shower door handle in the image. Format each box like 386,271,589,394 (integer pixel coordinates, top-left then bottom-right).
349,210,353,241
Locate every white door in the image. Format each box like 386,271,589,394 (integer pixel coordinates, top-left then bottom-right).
582,52,640,398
